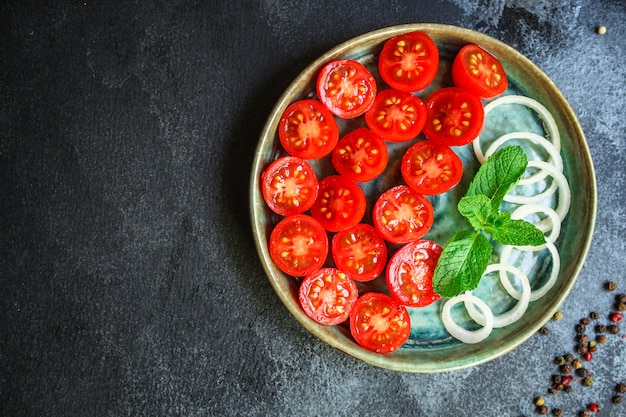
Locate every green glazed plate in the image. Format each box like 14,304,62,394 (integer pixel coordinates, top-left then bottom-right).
249,24,596,372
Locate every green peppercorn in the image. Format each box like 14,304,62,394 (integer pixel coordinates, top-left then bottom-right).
583,377,594,387
552,310,563,321
606,281,618,291
535,396,545,406
589,340,597,352
554,355,566,365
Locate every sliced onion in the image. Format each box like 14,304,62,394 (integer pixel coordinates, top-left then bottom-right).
441,292,494,344
499,239,561,302
464,264,531,328
510,204,562,246
483,132,563,185
504,160,571,223
473,95,561,162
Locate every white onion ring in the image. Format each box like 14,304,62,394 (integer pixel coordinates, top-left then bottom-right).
504,160,570,223
483,132,563,185
464,264,531,328
499,239,560,302
510,204,561,246
441,292,494,344
473,95,561,162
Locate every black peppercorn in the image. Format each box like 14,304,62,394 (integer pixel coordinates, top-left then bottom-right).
553,374,563,384
551,408,563,417
613,395,623,404
595,324,606,333
618,302,626,312
560,363,573,374
577,344,589,355
564,385,573,393
575,323,586,333
596,334,607,344
539,326,550,335
576,368,589,377
578,334,589,343
580,317,591,325
616,383,626,393
548,387,558,395
578,411,590,417
618,293,626,304
537,405,548,414
590,311,600,320
606,281,618,291
564,353,574,363
609,324,620,334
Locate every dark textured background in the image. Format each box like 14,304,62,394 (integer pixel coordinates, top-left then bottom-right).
1,1,625,416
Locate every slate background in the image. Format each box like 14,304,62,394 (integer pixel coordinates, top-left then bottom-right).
1,1,625,416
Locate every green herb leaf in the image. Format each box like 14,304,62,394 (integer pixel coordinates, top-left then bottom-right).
457,194,493,230
485,212,546,246
466,146,528,211
432,230,493,298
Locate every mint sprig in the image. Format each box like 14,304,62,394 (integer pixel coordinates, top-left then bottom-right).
433,145,546,298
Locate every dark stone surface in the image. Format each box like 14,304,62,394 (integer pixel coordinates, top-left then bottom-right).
1,1,624,416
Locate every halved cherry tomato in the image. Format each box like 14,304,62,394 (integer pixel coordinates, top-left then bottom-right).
386,239,442,307
299,268,358,325
331,127,388,183
378,31,439,92
261,156,319,216
332,224,388,282
373,185,434,245
349,292,411,353
269,214,328,277
452,44,508,99
316,59,377,119
278,99,339,159
422,87,484,146
364,89,426,142
310,175,366,232
401,140,463,195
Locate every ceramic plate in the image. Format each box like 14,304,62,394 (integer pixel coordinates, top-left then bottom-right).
249,24,596,372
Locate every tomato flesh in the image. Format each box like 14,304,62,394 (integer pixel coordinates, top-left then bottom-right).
261,156,319,216
386,239,442,307
401,140,463,195
299,268,358,325
310,175,366,232
269,214,328,277
378,31,439,92
452,44,508,99
278,99,339,159
332,224,388,282
373,185,434,245
350,292,411,353
331,127,388,183
422,87,484,146
316,59,377,119
365,89,426,142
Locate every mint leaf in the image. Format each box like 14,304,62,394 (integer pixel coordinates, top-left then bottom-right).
432,230,493,297
486,212,546,246
458,195,493,230
466,146,528,211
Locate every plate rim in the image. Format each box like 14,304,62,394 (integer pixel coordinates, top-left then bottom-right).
249,23,597,373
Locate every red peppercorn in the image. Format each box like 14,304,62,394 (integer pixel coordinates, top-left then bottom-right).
562,375,573,386
611,312,623,323
588,402,600,413
584,352,593,361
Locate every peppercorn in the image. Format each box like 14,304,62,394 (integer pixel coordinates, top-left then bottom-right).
577,368,589,377
551,408,563,417
553,374,563,384
605,281,618,291
611,312,623,323
562,375,573,386
552,310,563,321
609,324,620,334
616,383,626,393
584,352,593,361
564,353,574,363
588,402,600,412
577,344,589,355
590,311,600,320
580,317,591,325
596,334,607,344
588,340,597,352
575,323,586,333
595,324,606,333
548,387,558,395
537,405,548,414
539,326,550,335
572,358,583,369
596,25,607,35
578,411,590,417
560,363,573,374
617,293,626,304
583,377,594,387
618,302,626,312
613,395,623,404
578,334,589,343
564,385,573,393
535,396,545,406
554,355,566,365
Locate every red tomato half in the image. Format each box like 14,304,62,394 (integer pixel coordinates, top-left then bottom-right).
269,214,328,277
310,175,366,232
422,87,485,146
278,99,339,159
452,44,508,99
261,156,319,216
350,292,411,354
299,268,359,325
373,185,434,245
316,59,377,119
332,224,388,282
364,89,426,142
378,31,439,92
401,140,463,195
386,239,442,307
331,127,388,183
